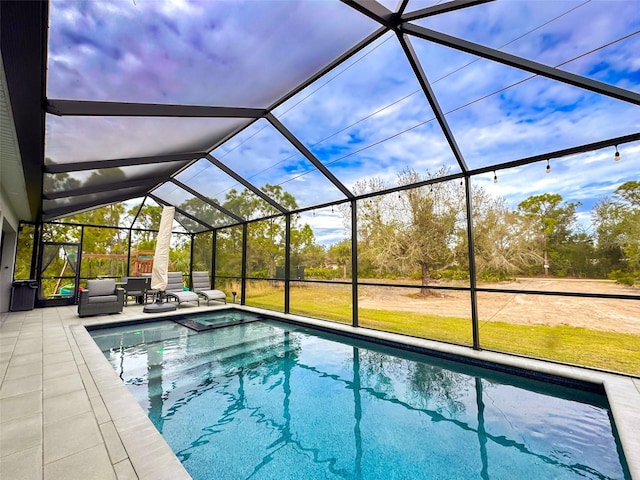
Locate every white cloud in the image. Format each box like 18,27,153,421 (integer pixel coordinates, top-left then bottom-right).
45,0,639,239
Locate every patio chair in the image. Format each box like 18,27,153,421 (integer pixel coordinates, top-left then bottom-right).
165,272,200,307
78,279,124,317
192,271,227,305
122,276,150,306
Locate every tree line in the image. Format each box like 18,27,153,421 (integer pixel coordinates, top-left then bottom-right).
352,168,639,289
23,167,640,289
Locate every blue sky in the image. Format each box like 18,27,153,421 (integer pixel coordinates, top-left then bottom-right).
45,0,640,243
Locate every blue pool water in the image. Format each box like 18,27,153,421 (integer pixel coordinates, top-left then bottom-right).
90,311,630,480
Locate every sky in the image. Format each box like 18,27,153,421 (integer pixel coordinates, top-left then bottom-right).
45,0,640,244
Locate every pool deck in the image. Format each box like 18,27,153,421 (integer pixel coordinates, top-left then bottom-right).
1,303,639,480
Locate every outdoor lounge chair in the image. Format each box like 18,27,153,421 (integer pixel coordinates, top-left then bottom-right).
165,272,200,307
78,279,124,317
192,271,227,305
121,276,150,306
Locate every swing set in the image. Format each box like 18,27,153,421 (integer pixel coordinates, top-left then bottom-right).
53,250,156,296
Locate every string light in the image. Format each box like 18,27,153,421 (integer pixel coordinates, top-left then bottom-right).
493,171,498,184
614,145,620,161
546,159,551,174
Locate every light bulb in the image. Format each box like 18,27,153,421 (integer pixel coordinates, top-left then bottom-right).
614,145,620,161
546,160,551,174
493,172,498,184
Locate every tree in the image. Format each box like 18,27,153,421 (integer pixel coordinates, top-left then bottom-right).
69,204,127,254
593,181,640,284
396,168,463,294
13,224,36,280
354,167,464,294
129,203,163,250
178,196,227,229
192,232,213,272
84,168,126,187
466,188,542,279
43,171,81,193
327,239,352,279
353,177,402,278
516,193,580,276
218,184,322,280
215,224,243,277
291,223,325,269
241,185,298,278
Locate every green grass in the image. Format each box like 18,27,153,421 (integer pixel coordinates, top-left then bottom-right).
246,284,640,376
479,322,640,375
358,309,473,345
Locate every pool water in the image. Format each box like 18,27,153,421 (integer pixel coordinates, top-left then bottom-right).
90,313,630,480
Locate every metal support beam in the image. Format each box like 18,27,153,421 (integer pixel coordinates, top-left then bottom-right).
402,0,494,21
469,132,640,177
464,176,480,349
402,24,640,106
43,176,168,200
189,233,195,289
351,200,359,327
266,113,354,199
149,194,215,231
129,197,147,229
42,188,149,220
396,0,410,16
340,0,395,27
30,223,41,281
170,178,245,224
284,214,291,314
43,153,202,174
398,34,469,172
205,154,288,214
46,99,268,118
211,230,217,289
241,223,248,305
126,229,132,277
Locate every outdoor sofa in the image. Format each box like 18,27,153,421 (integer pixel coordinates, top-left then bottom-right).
78,279,124,317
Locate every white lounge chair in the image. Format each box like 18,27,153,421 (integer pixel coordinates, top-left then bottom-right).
165,272,200,307
192,271,227,305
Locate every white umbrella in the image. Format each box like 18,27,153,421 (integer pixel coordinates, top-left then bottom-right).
151,206,175,293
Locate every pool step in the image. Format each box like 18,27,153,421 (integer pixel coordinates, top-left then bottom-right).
172,316,260,332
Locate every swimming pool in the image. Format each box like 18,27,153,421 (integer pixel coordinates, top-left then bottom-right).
89,310,630,480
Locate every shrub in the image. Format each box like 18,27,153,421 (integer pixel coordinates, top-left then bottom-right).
608,269,638,287
249,269,269,279
304,267,342,280
477,271,515,282
433,269,470,281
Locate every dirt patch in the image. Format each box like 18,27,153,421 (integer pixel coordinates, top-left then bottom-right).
358,278,640,335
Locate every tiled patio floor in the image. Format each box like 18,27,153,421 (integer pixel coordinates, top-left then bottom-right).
1,303,639,479
1,303,197,480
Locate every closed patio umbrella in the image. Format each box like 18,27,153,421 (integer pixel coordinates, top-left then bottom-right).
144,206,177,313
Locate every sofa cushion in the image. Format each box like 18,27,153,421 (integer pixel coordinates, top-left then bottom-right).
88,295,118,304
86,279,116,297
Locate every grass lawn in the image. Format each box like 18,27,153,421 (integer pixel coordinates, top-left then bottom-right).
245,284,640,376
